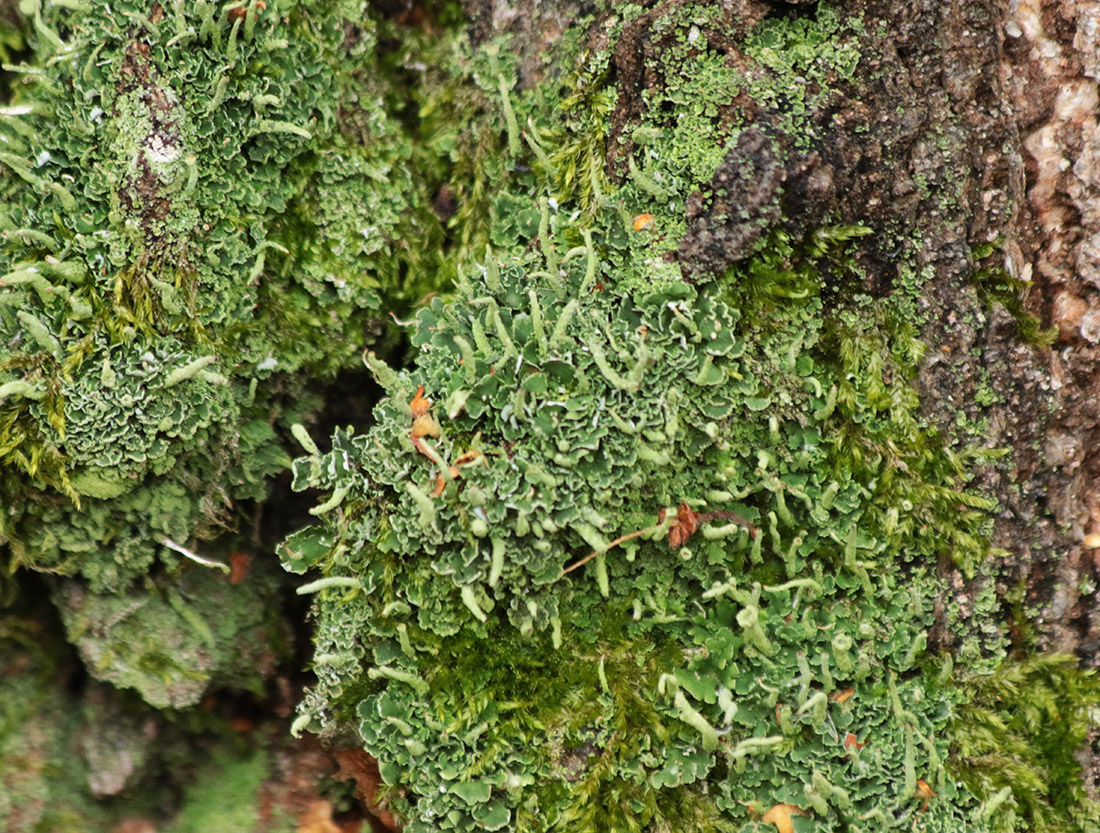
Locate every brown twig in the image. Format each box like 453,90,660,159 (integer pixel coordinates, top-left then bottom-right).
558,504,757,579
559,526,657,576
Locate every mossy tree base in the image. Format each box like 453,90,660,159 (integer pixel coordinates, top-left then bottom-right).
1,0,1098,831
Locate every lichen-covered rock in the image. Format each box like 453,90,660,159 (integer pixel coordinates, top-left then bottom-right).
1,590,362,831
54,564,288,708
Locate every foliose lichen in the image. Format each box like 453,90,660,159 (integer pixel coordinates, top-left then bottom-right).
278,4,1056,830
0,0,444,592
1,1,1096,830
0,0,457,712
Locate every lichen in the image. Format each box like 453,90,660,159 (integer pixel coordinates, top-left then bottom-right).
0,0,455,709
54,563,289,708
0,0,446,590
277,5,1039,830
1,1,1096,831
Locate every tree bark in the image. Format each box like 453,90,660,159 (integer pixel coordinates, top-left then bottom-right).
2,0,1099,829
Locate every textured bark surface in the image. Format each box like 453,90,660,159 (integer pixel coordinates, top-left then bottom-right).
1000,0,1100,660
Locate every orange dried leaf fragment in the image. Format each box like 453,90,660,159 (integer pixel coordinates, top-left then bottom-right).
432,467,461,497
411,414,440,440
761,803,809,833
632,212,655,231
829,688,855,704
410,385,431,418
227,0,266,24
915,779,936,812
454,449,484,467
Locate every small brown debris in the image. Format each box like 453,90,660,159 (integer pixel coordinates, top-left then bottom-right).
761,803,809,833
228,551,253,585
228,1,266,25
915,778,936,812
297,800,342,833
333,749,399,831
410,414,440,440
431,467,461,497
454,449,484,467
667,502,699,549
231,716,255,733
409,385,431,419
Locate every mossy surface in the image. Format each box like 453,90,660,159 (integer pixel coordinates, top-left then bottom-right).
951,654,1100,833
0,0,1096,831
53,562,290,708
0,0,460,717
276,3,1075,830
0,590,316,832
0,0,445,590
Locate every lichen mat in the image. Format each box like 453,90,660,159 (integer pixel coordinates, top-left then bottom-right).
1,1,1097,832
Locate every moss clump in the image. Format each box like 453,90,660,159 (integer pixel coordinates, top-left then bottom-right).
284,218,998,831
165,748,271,833
951,655,1100,833
1,1,1095,830
970,239,1057,347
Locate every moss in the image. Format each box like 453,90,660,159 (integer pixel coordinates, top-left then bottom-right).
951,655,1100,833
971,239,1056,348
284,214,1002,827
52,563,290,709
165,749,270,833
2,1,1096,830
0,602,161,831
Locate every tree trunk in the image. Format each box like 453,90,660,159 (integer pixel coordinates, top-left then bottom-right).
1,0,1098,830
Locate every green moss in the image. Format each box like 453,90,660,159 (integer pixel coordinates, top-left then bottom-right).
951,655,1100,833
284,210,1003,827
971,239,1056,348
165,749,270,833
53,563,289,708
2,1,1093,830
0,597,307,832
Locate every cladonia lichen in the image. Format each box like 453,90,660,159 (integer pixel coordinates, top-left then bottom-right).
274,4,1081,831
